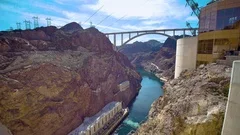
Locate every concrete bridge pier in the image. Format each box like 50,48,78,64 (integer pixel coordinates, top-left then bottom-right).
222,60,240,135
113,34,116,51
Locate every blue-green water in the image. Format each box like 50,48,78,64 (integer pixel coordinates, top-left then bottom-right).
114,69,164,135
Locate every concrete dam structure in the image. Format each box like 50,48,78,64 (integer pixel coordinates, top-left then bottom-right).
174,37,198,78
68,102,127,135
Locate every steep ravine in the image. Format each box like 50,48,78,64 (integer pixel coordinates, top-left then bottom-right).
119,36,185,80
136,63,231,135
0,22,141,135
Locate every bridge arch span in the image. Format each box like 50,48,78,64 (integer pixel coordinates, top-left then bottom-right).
123,32,177,46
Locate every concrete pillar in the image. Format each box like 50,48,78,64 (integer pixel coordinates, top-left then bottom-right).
86,127,90,135
94,121,98,132
110,109,114,118
174,37,198,78
100,116,104,127
116,102,121,112
115,106,117,114
107,112,110,121
98,117,102,129
103,114,107,124
105,113,108,122
222,61,240,135
90,125,94,135
96,117,101,129
78,131,85,135
116,103,120,112
113,106,116,114
109,110,112,119
121,33,123,45
113,34,116,51
119,102,122,110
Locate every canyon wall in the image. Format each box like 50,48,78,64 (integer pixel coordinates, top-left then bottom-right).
0,22,141,135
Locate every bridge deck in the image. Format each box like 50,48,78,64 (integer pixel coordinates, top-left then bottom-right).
104,28,198,35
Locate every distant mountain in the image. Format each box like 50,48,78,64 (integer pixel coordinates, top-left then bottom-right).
118,40,163,54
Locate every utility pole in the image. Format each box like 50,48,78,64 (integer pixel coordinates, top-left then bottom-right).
23,20,31,30
46,18,51,26
32,16,39,28
16,22,21,30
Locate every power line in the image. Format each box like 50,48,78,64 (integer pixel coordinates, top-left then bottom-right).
101,0,151,31
84,5,104,24
102,15,127,31
96,13,113,26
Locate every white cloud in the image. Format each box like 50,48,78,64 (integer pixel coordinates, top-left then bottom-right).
142,20,164,25
54,0,87,4
61,11,89,22
33,2,63,13
87,0,191,20
121,24,170,31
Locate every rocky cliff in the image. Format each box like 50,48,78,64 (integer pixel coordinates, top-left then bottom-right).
119,37,184,80
0,22,141,135
136,63,231,135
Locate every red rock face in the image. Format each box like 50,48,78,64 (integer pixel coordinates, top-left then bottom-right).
0,23,141,135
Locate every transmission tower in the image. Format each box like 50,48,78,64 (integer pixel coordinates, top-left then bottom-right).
32,16,39,28
46,18,51,26
23,20,31,30
90,21,95,28
9,27,13,31
185,0,201,35
16,22,21,30
186,22,196,36
186,0,200,19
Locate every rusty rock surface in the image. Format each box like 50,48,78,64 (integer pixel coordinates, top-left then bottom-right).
0,22,141,135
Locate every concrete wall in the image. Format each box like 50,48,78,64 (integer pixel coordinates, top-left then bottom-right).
175,37,198,78
222,60,240,135
0,123,12,135
118,81,130,91
69,102,123,135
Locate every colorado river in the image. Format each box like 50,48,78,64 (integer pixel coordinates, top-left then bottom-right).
114,69,164,134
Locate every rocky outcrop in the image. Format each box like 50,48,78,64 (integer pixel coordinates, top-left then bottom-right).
136,63,231,135
0,22,141,135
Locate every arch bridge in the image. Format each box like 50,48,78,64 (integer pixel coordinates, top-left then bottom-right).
104,28,198,47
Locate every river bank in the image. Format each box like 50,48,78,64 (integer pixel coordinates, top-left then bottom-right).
136,63,231,135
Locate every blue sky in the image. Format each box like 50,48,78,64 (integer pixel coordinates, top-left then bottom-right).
1,0,209,44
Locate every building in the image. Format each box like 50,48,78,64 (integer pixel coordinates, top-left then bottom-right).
68,102,124,135
197,0,240,66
